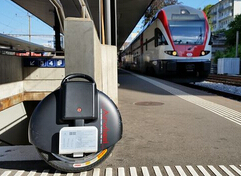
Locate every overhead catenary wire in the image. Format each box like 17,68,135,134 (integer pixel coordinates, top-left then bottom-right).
0,12,28,26
1,0,53,34
197,0,209,9
0,21,16,30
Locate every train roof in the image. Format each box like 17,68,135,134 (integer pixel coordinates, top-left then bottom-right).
0,33,54,53
161,5,205,20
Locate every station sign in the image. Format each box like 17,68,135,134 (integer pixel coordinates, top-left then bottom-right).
24,58,65,68
0,50,15,56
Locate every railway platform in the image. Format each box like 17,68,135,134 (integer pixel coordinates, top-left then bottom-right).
1,69,241,176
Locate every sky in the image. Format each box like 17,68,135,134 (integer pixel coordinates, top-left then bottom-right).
180,0,218,10
0,0,55,47
0,0,219,46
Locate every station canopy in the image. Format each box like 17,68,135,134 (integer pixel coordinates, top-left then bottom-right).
11,0,153,49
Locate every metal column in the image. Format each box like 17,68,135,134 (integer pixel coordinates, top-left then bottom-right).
236,31,239,57
54,10,62,55
100,0,117,46
105,0,111,45
111,0,117,46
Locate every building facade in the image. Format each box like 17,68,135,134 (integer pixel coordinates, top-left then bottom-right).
210,0,241,32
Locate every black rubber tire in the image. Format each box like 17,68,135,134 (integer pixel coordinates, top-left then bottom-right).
37,146,114,173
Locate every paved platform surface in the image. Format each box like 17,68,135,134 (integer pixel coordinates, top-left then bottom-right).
1,69,241,175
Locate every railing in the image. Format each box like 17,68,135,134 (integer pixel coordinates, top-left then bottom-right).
212,20,217,24
224,2,233,9
218,2,232,12
218,6,224,12
218,11,233,20
79,0,91,19
210,11,217,15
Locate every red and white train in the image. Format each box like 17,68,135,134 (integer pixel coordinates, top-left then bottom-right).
121,5,212,83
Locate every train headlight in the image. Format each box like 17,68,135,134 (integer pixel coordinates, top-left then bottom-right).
165,51,178,56
152,61,158,66
200,51,210,56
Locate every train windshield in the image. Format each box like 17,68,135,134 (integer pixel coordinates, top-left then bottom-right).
169,20,205,45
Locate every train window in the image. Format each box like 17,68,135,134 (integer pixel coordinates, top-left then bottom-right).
155,28,167,47
169,20,205,45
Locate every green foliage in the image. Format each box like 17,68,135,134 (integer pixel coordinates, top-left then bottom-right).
213,15,241,63
230,45,241,57
213,45,241,63
213,50,224,64
225,14,241,45
203,4,213,20
213,29,226,35
202,5,213,30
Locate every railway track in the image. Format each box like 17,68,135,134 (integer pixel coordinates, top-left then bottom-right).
187,83,241,101
184,74,241,101
206,74,241,86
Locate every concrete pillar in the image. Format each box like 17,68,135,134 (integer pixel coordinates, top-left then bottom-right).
64,17,118,104
101,45,118,104
64,18,103,90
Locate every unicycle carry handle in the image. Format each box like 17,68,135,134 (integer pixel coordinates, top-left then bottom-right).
61,73,96,85
60,73,97,120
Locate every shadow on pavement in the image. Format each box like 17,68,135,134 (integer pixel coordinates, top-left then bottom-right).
0,161,54,173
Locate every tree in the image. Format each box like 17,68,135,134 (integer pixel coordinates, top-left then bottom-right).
203,4,213,30
143,0,179,26
225,14,241,45
203,5,212,19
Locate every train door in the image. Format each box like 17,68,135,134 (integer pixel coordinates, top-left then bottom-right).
141,34,143,55
140,33,144,71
